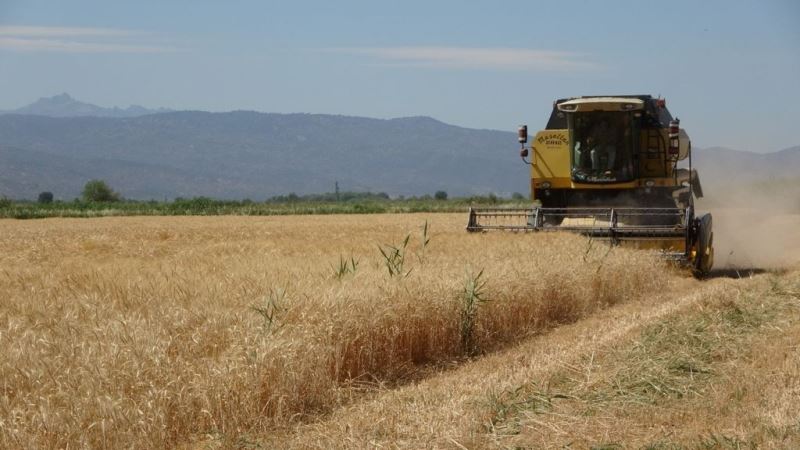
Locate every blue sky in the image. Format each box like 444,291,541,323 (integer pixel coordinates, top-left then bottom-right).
0,0,798,152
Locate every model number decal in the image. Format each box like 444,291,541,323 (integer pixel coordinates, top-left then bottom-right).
536,132,567,147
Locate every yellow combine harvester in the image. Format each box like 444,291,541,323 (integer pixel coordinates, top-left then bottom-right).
467,95,714,275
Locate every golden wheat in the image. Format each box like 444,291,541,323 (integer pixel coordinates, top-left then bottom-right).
271,270,799,449
0,214,669,448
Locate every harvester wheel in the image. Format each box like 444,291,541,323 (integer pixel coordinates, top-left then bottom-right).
693,213,714,277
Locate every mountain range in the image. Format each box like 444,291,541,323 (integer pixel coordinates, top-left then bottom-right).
0,93,172,118
0,95,796,201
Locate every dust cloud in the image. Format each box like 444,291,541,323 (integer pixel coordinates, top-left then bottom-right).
696,180,800,270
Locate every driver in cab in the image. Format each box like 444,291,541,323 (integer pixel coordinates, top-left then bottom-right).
588,119,616,173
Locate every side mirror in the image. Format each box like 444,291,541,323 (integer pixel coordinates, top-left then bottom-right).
518,125,528,144
519,125,531,165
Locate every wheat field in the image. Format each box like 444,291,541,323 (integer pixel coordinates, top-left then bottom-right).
0,213,680,448
273,266,800,449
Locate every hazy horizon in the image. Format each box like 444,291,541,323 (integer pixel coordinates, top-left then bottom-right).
4,92,799,155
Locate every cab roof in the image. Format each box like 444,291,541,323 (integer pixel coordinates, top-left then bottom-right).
557,97,645,112
545,95,674,129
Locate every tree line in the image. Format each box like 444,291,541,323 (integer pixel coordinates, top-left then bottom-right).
36,179,121,204
30,180,525,205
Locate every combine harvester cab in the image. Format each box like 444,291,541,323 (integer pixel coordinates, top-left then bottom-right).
467,95,714,276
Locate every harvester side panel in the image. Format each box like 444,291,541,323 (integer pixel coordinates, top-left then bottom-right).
531,130,571,188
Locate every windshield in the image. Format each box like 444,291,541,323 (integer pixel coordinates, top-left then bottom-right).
569,111,638,183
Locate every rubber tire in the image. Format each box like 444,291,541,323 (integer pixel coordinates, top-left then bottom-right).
693,213,714,277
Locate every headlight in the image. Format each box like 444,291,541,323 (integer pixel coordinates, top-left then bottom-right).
540,181,552,189
644,179,656,187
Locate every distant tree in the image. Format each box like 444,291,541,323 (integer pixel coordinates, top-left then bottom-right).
511,192,526,201
38,191,54,204
82,179,120,202
434,190,448,201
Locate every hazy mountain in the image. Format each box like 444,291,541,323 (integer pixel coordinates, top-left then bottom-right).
0,111,528,200
0,103,795,201
0,93,171,118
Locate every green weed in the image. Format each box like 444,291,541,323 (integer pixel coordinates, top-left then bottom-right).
460,268,489,355
378,234,412,278
332,255,359,280
418,220,431,264
251,288,285,334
